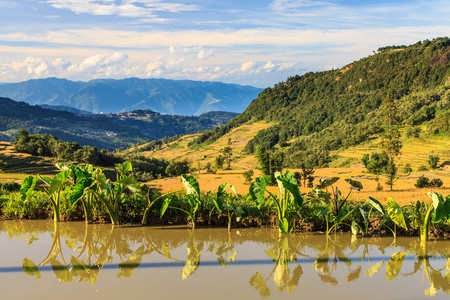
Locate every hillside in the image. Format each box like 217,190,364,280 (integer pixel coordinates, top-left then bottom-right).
0,78,263,115
190,38,450,167
0,97,239,150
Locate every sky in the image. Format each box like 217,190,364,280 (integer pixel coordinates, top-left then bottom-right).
1,0,450,88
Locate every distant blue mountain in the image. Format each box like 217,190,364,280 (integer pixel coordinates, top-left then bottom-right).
0,77,263,115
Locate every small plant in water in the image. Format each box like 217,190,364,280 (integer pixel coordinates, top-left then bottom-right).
314,177,362,234
249,170,303,233
161,174,201,228
212,182,243,231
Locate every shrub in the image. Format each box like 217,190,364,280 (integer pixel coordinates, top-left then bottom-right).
415,176,443,188
430,178,444,188
402,163,413,173
418,165,428,171
415,176,430,188
428,155,440,169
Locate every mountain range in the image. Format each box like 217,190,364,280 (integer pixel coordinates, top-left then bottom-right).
0,78,263,115
0,97,239,150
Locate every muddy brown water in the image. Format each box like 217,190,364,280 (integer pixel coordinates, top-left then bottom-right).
1,220,450,299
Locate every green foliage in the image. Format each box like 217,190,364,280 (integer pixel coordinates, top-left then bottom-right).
242,170,254,185
313,177,363,234
415,176,444,188
256,148,284,184
191,38,450,164
2,191,51,219
415,176,430,188
428,155,440,169
408,192,450,241
418,164,429,171
249,170,303,233
213,183,242,231
361,152,388,177
161,174,201,228
0,182,20,192
165,159,191,177
13,130,117,166
406,126,421,139
403,163,412,174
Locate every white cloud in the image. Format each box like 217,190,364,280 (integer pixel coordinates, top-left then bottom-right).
198,48,215,60
241,61,256,71
169,46,175,54
263,61,275,72
67,52,129,76
43,0,199,20
324,65,337,71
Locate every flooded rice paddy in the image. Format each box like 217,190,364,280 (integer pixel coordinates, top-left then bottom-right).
1,220,450,299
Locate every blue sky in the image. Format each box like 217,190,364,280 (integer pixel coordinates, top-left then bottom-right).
1,0,450,87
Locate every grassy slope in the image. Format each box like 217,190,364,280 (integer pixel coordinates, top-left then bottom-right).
0,141,58,182
144,124,450,206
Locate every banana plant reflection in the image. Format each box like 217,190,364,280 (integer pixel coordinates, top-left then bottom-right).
250,235,303,296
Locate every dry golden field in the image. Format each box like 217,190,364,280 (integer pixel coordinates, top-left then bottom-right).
1,123,449,207
145,126,450,207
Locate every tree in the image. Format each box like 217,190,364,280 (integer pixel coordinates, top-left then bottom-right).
361,152,389,190
380,95,402,190
242,170,254,185
215,155,224,169
165,159,191,177
299,164,315,188
223,138,233,169
256,148,284,184
428,154,440,169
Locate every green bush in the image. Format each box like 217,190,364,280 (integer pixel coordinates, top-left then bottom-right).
418,165,428,171
415,176,443,188
2,192,51,219
415,176,430,188
402,163,413,173
430,178,444,188
428,155,440,169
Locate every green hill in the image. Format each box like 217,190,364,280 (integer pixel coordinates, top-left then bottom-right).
190,38,450,167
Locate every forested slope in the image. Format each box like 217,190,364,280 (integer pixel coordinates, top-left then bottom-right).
191,38,450,167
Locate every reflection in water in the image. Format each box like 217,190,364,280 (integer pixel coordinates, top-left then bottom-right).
250,235,302,296
2,220,450,298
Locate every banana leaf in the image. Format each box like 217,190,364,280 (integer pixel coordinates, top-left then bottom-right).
387,198,407,230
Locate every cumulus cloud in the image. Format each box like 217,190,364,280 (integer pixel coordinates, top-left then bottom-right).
241,61,257,72
198,48,214,60
68,52,128,74
263,61,275,72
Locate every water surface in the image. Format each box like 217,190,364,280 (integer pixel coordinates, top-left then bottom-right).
1,220,450,299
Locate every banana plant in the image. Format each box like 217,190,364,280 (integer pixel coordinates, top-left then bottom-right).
141,189,178,226
161,174,201,228
249,170,303,233
20,168,72,222
367,197,407,238
60,164,97,224
408,192,450,242
213,183,244,231
314,177,362,234
115,161,132,180
91,167,143,225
